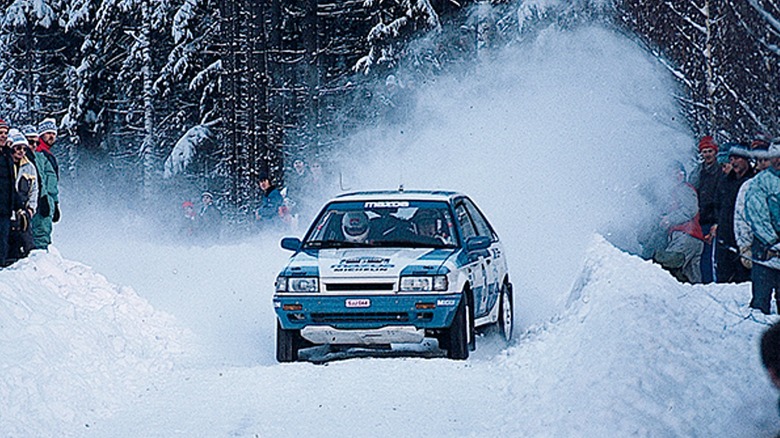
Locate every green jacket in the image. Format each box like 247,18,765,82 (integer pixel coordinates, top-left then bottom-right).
31,151,58,249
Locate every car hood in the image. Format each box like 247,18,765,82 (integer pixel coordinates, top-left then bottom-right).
281,248,456,279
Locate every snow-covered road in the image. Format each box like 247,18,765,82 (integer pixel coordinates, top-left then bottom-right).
4,234,777,436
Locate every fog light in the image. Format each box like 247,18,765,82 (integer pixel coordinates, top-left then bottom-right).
283,304,303,311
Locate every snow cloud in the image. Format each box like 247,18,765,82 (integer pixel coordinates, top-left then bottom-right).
339,25,693,326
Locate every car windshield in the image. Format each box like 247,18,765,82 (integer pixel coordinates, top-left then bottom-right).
303,200,458,249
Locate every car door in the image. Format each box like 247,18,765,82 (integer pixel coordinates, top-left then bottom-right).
455,200,490,318
462,198,501,317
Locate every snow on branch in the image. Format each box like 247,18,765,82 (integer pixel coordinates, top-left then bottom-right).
748,0,780,34
163,125,211,178
190,60,221,91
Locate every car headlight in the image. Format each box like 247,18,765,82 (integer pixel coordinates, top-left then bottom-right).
276,276,319,293
400,275,448,292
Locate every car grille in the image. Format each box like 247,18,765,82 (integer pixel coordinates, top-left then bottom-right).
311,312,409,323
324,283,394,292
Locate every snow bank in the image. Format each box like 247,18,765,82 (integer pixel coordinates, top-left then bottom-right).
73,236,780,436
493,235,780,436
0,248,192,437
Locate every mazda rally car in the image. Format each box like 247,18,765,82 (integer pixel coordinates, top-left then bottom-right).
273,189,513,362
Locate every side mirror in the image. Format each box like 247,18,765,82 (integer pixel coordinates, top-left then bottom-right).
466,236,491,252
280,237,302,252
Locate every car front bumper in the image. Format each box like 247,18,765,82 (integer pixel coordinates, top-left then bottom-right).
273,293,463,336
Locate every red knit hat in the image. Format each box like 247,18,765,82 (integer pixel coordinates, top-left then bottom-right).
698,135,718,152
0,119,8,130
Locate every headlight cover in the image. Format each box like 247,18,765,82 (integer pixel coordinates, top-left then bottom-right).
276,276,319,293
400,275,448,292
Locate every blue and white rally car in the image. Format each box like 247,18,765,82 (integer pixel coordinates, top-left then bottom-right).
273,189,513,362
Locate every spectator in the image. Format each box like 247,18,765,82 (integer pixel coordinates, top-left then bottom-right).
715,144,755,283
0,118,8,147
180,200,197,238
717,148,732,175
734,139,772,272
760,322,780,416
256,173,285,227
285,156,310,217
745,141,780,314
654,161,705,283
690,135,721,283
0,129,24,266
6,129,37,262
197,192,222,240
31,118,59,250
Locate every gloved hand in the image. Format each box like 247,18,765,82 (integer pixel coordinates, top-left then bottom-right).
52,202,60,223
739,246,753,269
38,196,50,217
15,209,28,232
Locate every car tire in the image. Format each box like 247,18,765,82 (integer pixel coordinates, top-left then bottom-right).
276,321,301,363
445,295,470,360
497,283,514,343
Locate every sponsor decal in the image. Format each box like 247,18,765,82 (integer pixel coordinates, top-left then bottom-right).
346,298,371,308
331,257,394,272
364,201,410,208
436,299,457,306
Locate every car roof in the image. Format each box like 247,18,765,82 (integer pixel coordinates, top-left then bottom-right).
332,189,464,203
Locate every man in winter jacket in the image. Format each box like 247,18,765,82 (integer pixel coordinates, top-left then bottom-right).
255,173,285,226
0,118,8,147
745,142,780,314
690,135,721,283
715,144,755,283
6,130,38,262
0,130,25,266
197,192,222,241
31,118,60,250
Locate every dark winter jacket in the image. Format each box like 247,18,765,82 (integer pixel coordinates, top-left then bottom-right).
198,202,222,237
0,148,24,218
716,167,755,248
692,162,721,226
257,185,284,221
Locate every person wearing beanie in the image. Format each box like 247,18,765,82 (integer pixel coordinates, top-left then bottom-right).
196,191,222,242
30,117,60,250
717,149,732,175
690,135,722,283
255,173,285,227
0,128,25,266
745,141,780,314
714,143,755,283
6,129,38,263
0,118,9,148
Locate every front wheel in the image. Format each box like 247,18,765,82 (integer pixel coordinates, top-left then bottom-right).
445,296,470,360
276,321,301,363
497,284,514,343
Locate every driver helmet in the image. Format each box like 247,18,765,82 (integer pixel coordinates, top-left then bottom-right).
342,212,369,242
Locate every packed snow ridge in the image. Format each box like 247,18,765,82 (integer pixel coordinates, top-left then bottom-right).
0,248,192,435
2,236,780,436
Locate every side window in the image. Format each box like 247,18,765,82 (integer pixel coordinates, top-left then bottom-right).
463,199,496,241
455,204,477,241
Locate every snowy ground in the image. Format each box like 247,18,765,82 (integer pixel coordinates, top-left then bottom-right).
3,235,779,437
3,23,780,437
